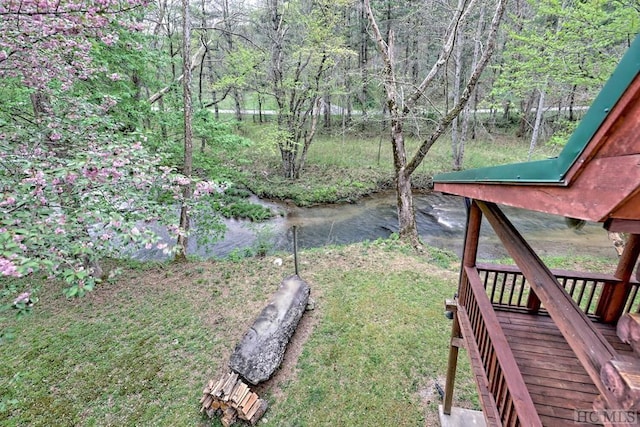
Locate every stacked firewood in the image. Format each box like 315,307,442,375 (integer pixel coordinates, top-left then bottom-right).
200,372,268,426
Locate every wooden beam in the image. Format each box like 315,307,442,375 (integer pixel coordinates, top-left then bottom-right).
458,200,482,305
463,200,482,269
476,201,617,391
605,219,640,234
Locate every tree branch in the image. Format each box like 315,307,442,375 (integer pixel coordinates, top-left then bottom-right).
405,0,477,113
405,0,507,176
148,42,209,105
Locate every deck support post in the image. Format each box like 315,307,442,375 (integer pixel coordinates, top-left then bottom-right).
443,199,482,415
443,300,461,415
597,233,640,323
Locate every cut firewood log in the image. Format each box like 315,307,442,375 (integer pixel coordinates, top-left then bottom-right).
221,407,237,427
246,399,268,425
601,358,640,410
211,375,226,398
222,372,239,401
241,393,258,415
200,372,268,426
231,383,248,405
617,313,640,355
238,390,253,411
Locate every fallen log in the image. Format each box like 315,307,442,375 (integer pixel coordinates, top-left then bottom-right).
229,275,311,385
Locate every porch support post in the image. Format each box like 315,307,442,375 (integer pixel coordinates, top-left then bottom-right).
443,199,482,414
443,300,461,415
597,233,640,323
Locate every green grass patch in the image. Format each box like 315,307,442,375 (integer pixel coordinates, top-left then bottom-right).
232,125,560,205
1,242,480,426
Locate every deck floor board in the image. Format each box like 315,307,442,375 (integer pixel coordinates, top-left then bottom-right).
493,309,634,426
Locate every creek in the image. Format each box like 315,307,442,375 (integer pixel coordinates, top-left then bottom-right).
135,191,618,262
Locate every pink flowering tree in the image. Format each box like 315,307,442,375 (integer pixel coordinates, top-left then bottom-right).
0,0,221,303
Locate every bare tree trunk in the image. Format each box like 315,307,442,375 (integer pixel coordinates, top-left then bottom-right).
159,97,168,140
296,98,322,179
528,87,546,160
363,6,419,245
364,0,506,247
460,2,485,152
358,0,369,127
451,28,464,170
517,90,536,138
324,94,331,128
176,0,194,262
568,84,577,121
222,0,243,121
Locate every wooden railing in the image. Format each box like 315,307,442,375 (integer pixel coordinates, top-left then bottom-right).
477,263,640,319
460,266,542,426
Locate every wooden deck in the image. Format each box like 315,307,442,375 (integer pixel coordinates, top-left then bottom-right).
494,309,635,426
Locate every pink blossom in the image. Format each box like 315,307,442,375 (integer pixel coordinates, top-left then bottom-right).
83,166,99,179
101,34,118,46
0,258,21,277
174,176,190,186
130,227,140,236
66,173,78,184
108,73,120,81
49,132,62,141
13,292,31,305
54,227,65,235
0,196,16,207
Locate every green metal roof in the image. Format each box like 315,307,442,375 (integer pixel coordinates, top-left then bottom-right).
434,33,640,185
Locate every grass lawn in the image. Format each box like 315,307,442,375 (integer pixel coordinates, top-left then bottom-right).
1,240,483,426
230,123,562,205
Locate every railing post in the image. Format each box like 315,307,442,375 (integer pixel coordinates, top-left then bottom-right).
597,233,640,323
526,290,541,314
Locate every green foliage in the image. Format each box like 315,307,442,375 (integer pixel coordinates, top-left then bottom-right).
208,184,274,221
428,247,459,270
75,23,164,132
546,119,579,148
193,109,252,151
494,0,639,101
